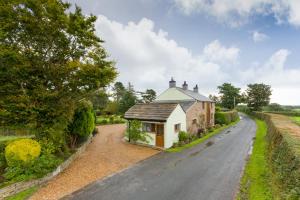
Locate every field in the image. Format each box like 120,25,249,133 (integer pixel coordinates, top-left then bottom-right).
292,116,300,126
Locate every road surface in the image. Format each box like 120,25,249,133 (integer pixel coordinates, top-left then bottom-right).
64,114,256,200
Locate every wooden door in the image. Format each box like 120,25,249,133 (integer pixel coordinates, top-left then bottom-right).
206,102,211,126
155,124,164,147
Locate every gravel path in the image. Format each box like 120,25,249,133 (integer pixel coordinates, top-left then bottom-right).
30,124,159,200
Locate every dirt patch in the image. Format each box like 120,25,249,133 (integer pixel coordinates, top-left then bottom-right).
30,124,159,200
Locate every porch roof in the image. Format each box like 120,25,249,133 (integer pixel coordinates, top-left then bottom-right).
124,103,179,122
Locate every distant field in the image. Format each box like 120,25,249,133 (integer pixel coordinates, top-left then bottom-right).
292,116,300,126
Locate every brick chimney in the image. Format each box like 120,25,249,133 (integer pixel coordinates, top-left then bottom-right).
182,81,188,90
169,77,176,88
193,84,198,93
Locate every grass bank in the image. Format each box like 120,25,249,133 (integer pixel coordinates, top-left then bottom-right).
237,119,272,200
167,119,240,153
5,186,38,200
291,116,300,126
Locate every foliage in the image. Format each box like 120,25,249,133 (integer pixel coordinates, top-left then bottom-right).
5,139,41,167
209,94,221,106
217,83,241,109
246,83,272,111
263,103,284,112
142,89,156,103
0,0,116,151
127,120,149,143
168,120,240,153
119,90,137,114
69,100,95,138
215,111,239,125
237,119,272,200
104,101,119,115
253,112,300,199
4,154,62,182
96,115,125,125
90,89,109,112
5,186,38,200
178,131,189,142
112,82,126,102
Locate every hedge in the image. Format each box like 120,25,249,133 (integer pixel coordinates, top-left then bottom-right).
253,112,300,199
215,111,239,125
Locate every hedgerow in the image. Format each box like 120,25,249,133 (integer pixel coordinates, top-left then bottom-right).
253,112,300,199
215,111,239,125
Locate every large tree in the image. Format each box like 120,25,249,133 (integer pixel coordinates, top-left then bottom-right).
0,0,116,149
217,83,241,109
246,83,272,111
112,82,126,102
142,89,156,103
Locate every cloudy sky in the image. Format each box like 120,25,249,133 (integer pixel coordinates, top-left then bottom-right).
67,0,300,105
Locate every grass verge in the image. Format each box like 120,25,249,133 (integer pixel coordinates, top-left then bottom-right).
5,186,38,200
166,119,240,153
237,119,272,200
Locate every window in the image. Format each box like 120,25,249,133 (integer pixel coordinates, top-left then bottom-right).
202,102,205,109
142,123,155,132
192,119,197,124
174,123,181,132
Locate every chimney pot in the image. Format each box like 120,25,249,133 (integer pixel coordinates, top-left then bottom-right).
193,84,198,93
169,77,176,88
182,81,188,90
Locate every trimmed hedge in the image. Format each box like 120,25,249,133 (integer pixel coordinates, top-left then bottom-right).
253,112,300,199
215,111,239,125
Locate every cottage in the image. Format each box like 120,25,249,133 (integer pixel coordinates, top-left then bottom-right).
124,103,186,148
124,78,215,149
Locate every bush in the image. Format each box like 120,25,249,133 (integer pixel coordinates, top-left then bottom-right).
214,124,222,129
178,131,189,142
215,111,239,125
101,119,107,124
126,120,150,143
69,100,95,138
5,139,41,167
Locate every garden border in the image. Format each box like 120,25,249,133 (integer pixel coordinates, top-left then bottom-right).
0,134,94,199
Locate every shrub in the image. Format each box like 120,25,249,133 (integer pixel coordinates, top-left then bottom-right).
126,120,150,143
214,124,222,129
178,131,189,142
5,139,41,167
101,119,107,124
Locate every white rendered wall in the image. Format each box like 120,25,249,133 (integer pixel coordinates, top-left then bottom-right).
156,88,193,101
164,104,187,148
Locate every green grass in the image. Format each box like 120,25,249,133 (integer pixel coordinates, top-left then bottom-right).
166,119,240,153
237,119,272,200
5,186,38,200
291,116,300,126
0,135,34,142
95,115,126,125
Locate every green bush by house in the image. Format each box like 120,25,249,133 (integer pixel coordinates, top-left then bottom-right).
215,111,239,125
253,112,300,199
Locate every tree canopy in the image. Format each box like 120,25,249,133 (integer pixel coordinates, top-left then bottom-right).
217,83,241,109
246,83,272,111
0,0,117,149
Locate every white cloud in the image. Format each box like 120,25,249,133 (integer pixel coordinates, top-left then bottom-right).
203,40,240,65
252,31,269,43
174,0,300,27
95,15,300,104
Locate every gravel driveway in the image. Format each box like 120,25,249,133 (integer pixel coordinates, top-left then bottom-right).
30,124,159,200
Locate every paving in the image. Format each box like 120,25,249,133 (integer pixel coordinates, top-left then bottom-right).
65,114,256,200
30,124,159,200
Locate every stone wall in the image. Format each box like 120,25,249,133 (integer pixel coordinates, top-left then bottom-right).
0,135,93,199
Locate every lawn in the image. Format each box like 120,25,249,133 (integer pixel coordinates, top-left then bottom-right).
291,116,300,126
237,119,272,200
167,119,240,153
0,135,34,142
96,115,126,125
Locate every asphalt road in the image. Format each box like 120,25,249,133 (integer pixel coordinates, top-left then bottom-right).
64,114,256,200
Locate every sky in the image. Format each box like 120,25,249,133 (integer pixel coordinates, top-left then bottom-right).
67,0,300,105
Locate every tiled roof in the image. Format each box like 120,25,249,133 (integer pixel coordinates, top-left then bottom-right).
124,103,179,121
176,87,213,102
